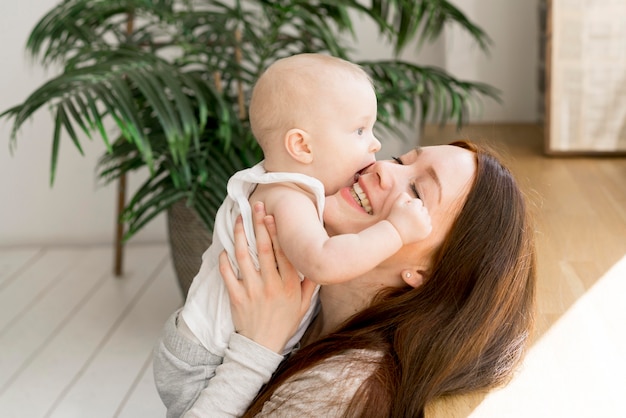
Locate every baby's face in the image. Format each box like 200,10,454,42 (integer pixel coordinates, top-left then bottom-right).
307,76,381,195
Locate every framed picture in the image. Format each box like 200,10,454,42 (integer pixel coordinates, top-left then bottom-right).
543,0,626,154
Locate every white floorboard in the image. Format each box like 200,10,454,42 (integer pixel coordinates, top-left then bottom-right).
115,261,183,418
0,247,42,289
115,354,166,418
0,248,81,333
0,247,113,391
50,255,181,418
0,244,182,418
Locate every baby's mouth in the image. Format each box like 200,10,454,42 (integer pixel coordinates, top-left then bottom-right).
349,182,373,215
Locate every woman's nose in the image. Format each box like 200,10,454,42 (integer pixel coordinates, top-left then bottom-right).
369,160,393,190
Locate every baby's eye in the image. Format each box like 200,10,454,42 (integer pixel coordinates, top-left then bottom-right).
357,128,364,136
392,156,403,164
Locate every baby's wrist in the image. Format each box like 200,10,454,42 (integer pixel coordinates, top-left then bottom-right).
381,219,404,247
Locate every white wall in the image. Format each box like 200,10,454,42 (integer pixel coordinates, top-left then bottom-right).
443,0,540,123
0,0,166,246
0,0,540,246
351,0,540,124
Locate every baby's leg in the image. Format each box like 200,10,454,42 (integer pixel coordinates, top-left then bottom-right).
153,310,223,418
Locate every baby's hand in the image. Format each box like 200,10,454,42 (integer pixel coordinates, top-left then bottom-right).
387,192,432,244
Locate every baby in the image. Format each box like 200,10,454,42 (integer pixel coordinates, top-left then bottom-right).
159,54,431,415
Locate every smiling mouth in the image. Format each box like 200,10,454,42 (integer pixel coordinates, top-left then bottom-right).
349,182,373,214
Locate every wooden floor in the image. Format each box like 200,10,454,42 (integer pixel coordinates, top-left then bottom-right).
0,123,624,417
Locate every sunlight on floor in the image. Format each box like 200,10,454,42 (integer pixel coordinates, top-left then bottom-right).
470,255,626,418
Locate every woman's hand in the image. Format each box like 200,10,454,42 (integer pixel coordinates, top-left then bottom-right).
220,202,317,354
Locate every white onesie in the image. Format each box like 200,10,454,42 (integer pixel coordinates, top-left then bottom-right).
181,161,323,356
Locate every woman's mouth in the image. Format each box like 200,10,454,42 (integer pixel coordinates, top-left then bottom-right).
349,182,373,214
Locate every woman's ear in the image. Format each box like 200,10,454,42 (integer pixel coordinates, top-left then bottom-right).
400,269,426,288
284,128,313,164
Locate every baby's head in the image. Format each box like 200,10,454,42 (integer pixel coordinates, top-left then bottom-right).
249,53,381,194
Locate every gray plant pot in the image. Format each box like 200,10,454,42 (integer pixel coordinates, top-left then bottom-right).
166,200,212,298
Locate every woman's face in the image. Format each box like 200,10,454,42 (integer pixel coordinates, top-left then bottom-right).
323,144,476,271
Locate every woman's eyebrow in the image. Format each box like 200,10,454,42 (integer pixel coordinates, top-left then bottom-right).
426,166,442,204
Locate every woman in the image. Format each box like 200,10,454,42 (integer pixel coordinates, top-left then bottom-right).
155,140,536,417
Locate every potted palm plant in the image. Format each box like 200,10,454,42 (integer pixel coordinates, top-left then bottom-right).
1,0,498,295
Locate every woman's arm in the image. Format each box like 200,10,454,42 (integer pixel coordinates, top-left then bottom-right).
255,349,381,417
182,203,317,417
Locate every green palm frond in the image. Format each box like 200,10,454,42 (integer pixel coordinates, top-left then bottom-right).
97,108,261,237
364,61,501,132
102,128,260,239
4,0,500,241
27,0,178,66
363,0,491,54
2,48,230,185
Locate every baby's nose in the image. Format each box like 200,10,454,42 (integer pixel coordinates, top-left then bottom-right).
370,137,382,153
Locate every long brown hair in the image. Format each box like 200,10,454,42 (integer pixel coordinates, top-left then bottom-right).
244,140,536,417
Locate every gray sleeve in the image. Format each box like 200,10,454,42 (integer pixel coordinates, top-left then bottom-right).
184,332,284,417
153,310,223,418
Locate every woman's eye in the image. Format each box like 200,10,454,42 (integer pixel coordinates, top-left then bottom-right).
410,183,421,199
392,156,420,198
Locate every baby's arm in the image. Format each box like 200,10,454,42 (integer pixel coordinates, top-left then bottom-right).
265,189,431,285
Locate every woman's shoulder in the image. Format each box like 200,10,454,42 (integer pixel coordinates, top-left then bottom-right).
256,349,382,416
321,348,383,370
313,348,383,387
305,347,381,374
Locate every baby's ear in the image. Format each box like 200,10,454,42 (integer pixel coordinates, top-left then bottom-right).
285,128,313,164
